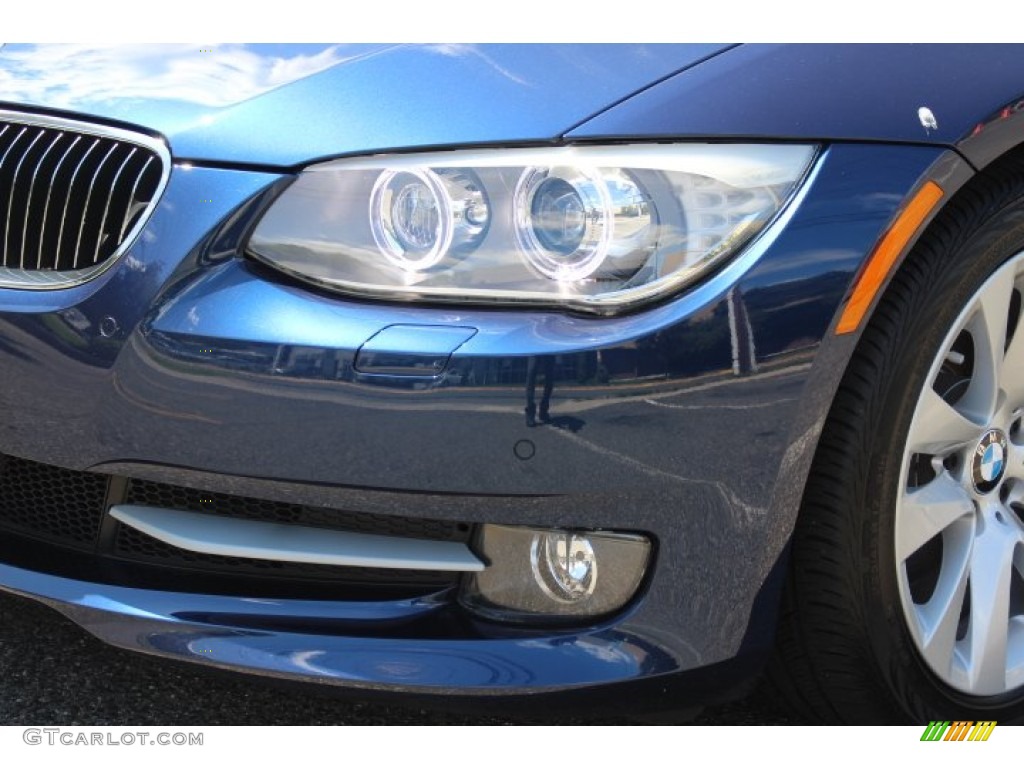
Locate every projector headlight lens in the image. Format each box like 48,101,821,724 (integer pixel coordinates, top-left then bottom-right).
515,166,613,281
247,144,816,314
370,169,451,271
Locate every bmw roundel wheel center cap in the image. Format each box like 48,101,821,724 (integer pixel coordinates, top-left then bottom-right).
973,429,1009,494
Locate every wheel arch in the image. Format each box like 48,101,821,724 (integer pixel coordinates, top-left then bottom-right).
751,142,1024,662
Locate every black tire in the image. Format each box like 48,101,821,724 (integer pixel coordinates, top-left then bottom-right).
771,160,1024,724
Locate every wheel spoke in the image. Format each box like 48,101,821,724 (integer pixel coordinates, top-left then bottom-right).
965,520,1020,695
960,268,1016,423
896,253,1024,698
897,473,975,561
1004,310,1024,408
1005,617,1024,690
916,524,971,678
907,387,984,455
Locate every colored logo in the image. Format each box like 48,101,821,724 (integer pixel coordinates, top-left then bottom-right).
973,430,1008,494
981,443,1005,482
920,721,996,741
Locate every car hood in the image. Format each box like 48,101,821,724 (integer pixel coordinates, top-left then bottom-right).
0,43,731,167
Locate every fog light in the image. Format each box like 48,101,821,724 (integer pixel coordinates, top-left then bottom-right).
460,524,651,623
532,532,597,602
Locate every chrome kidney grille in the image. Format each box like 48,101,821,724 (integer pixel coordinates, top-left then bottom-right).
0,111,169,288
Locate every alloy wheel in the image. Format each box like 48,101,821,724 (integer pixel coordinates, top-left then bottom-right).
896,252,1024,696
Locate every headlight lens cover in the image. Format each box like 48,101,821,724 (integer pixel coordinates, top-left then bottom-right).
247,144,816,314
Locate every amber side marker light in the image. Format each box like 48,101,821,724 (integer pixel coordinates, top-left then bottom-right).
836,180,945,335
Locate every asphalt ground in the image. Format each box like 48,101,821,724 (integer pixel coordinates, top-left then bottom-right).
0,591,800,725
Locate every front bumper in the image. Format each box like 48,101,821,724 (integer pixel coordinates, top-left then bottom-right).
0,560,665,694
0,143,953,696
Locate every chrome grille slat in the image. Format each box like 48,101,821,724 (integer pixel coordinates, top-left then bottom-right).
20,131,64,269
54,137,100,266
118,155,154,241
4,129,44,263
92,147,136,265
71,142,117,270
36,135,80,270
0,127,28,255
0,126,28,173
0,111,169,288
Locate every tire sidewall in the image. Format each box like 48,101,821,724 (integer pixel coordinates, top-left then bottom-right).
861,195,1024,719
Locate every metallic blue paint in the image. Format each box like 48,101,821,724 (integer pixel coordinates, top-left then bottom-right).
0,142,951,691
0,44,730,165
0,560,671,692
571,44,1024,153
0,44,1019,703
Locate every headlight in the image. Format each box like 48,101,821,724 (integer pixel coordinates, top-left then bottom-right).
247,144,816,315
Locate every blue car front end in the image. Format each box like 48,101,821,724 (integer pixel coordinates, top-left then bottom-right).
0,43,1020,714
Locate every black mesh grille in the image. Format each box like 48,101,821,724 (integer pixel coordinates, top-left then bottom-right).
123,478,469,541
0,119,163,272
111,478,468,588
0,454,107,549
0,454,467,595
